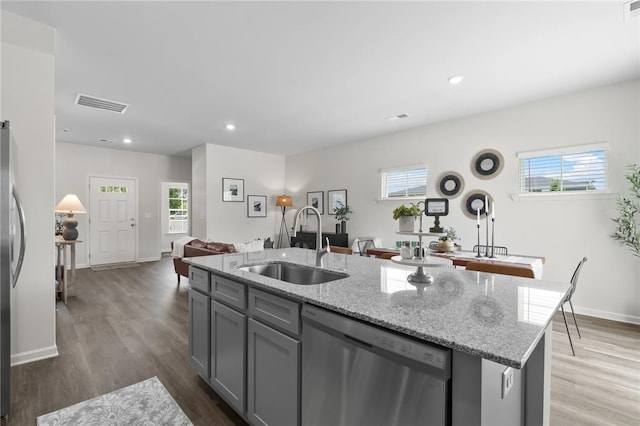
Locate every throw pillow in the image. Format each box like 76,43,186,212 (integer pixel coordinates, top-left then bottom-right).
233,240,264,253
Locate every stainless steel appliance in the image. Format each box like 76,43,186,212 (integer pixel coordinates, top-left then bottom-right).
302,305,451,426
0,121,26,419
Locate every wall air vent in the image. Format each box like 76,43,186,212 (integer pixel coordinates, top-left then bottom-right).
624,0,640,21
75,93,129,114
387,114,410,121
99,138,117,143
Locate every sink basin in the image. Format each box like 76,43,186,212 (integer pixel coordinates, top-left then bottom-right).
237,261,349,285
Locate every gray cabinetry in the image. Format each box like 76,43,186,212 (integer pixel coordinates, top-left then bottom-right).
188,288,210,378
247,318,300,426
210,299,246,414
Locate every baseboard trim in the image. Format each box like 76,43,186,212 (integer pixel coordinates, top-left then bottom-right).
575,305,640,325
11,345,58,366
137,256,161,263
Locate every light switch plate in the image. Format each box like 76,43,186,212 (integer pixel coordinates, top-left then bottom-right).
502,367,514,398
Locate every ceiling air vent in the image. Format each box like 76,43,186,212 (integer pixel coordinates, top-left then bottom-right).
624,0,640,21
75,93,129,114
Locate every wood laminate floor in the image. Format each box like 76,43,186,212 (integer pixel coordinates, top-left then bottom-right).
3,255,639,425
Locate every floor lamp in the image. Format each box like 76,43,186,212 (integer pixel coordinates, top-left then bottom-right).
276,195,293,248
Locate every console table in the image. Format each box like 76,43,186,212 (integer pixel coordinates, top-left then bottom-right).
55,238,82,304
291,232,348,249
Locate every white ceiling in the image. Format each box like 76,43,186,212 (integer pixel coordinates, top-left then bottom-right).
2,1,638,157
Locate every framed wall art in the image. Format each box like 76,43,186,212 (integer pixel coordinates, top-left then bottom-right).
222,178,244,202
247,195,267,217
327,189,347,215
462,189,492,219
306,191,324,214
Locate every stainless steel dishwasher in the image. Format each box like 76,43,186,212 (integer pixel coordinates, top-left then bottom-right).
301,304,451,426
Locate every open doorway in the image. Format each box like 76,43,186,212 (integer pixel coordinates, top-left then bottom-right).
161,181,190,252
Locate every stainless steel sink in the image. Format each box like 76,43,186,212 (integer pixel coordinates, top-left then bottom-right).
237,261,348,285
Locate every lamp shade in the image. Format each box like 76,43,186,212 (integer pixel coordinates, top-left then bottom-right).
275,195,293,207
55,194,87,214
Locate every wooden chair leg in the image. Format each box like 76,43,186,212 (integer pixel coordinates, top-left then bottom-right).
561,305,575,356
568,300,581,339
177,274,181,286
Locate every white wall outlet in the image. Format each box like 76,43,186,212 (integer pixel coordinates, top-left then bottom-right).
502,367,515,398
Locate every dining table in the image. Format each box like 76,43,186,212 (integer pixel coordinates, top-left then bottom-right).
366,247,546,278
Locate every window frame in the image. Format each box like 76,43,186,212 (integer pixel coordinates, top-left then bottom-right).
516,142,610,197
166,183,189,234
379,164,428,202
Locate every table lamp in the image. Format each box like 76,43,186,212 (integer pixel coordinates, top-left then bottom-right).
275,195,293,248
55,194,87,240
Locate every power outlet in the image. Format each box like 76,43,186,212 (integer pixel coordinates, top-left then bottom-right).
502,367,515,398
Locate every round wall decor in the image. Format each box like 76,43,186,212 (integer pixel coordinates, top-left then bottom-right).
436,171,465,198
462,190,492,219
471,149,504,180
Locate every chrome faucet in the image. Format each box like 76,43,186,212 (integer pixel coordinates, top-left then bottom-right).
292,206,329,267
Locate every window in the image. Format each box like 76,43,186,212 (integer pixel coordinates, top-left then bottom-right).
517,143,609,194
167,183,189,233
380,165,427,200
99,185,128,193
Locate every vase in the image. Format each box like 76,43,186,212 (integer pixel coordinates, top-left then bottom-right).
341,220,346,234
336,223,341,234
398,216,415,232
437,240,454,252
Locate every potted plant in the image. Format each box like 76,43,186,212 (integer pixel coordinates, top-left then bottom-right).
612,164,639,257
437,227,459,252
393,204,420,232
333,201,353,234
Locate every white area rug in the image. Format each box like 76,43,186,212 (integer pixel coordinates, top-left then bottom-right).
37,376,192,425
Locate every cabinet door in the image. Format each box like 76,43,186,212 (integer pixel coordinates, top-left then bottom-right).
188,289,210,378
211,300,246,414
247,318,300,426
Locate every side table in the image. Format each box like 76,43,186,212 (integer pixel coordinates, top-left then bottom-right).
55,238,82,304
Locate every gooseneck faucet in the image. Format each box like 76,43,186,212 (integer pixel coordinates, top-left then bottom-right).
292,206,329,267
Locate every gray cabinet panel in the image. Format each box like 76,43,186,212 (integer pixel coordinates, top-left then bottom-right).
188,288,210,378
211,300,246,414
189,266,210,294
212,274,246,310
248,318,300,426
249,288,300,336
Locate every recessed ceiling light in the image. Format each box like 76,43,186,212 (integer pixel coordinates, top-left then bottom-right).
448,75,464,85
123,138,132,144
225,123,236,131
387,114,409,120
62,128,71,133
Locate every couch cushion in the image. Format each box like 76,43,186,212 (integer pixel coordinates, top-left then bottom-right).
206,242,235,253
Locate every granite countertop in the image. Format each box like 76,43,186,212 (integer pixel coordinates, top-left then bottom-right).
185,248,570,369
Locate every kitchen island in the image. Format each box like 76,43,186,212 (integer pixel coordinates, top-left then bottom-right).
186,248,570,426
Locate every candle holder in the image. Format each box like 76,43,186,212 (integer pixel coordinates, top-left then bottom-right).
489,218,496,258
484,211,490,257
476,223,482,257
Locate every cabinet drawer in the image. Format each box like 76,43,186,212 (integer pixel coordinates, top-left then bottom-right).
189,266,210,294
212,274,246,311
249,288,300,336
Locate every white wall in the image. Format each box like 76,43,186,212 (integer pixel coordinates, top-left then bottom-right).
192,143,284,244
286,80,640,324
1,11,58,364
55,143,191,265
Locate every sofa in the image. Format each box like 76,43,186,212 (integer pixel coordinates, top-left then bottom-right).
172,239,236,284
172,237,273,284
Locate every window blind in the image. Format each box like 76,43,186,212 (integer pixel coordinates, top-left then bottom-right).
381,165,427,199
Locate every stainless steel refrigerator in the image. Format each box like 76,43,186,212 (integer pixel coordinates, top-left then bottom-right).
0,121,26,419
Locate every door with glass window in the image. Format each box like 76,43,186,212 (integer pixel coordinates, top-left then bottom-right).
89,177,136,265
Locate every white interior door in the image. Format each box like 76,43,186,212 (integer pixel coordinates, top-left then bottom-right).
89,177,136,265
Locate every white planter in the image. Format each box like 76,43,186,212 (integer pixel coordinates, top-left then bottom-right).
398,216,415,232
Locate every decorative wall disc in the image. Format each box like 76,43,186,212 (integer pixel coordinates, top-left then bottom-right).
436,171,465,198
471,149,504,180
462,190,492,219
